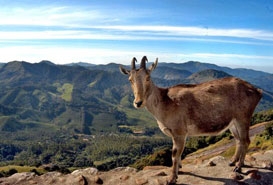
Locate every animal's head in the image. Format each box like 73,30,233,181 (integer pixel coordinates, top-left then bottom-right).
119,56,158,108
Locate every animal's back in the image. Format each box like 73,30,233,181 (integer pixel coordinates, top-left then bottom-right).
167,77,262,135
168,77,262,105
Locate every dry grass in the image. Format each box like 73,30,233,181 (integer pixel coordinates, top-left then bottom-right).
0,165,46,174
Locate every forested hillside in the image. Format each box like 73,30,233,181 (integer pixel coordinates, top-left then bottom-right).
0,60,273,170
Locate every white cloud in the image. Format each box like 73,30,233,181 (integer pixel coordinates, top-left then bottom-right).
88,25,273,42
1,27,273,47
0,5,108,27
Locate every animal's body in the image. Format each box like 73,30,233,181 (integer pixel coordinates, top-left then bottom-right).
120,56,262,184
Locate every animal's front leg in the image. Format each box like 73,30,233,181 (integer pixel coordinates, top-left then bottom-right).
168,135,186,184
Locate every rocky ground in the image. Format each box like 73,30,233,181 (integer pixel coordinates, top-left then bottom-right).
1,149,272,185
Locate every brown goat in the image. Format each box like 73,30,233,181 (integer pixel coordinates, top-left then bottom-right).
119,56,262,184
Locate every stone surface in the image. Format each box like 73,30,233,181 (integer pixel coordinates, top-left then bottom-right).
1,150,273,185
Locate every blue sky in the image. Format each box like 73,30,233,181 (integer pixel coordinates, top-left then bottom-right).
0,0,273,73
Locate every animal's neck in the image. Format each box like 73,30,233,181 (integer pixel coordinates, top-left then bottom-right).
145,81,170,116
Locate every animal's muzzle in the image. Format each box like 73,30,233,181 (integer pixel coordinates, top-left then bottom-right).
135,101,143,108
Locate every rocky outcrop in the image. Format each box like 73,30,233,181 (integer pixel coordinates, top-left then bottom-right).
1,150,273,185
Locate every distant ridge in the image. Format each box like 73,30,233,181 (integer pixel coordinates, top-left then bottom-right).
67,62,96,67
39,60,56,65
187,69,232,83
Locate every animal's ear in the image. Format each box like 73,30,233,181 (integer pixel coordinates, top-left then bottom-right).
148,58,158,72
119,65,130,75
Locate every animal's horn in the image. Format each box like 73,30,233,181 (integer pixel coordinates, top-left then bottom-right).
131,57,137,70
140,56,148,69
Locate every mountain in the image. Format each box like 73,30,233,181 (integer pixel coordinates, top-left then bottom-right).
186,69,232,84
84,61,273,91
0,62,5,69
152,66,192,80
66,62,96,67
159,61,273,92
1,60,272,134
160,61,226,73
0,61,131,133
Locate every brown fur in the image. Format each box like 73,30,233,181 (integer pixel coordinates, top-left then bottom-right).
120,56,262,184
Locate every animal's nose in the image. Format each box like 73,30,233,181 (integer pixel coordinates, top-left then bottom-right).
135,101,143,107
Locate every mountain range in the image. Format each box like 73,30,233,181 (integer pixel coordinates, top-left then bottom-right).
0,60,273,135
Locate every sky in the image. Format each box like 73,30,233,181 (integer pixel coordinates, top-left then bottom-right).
0,0,273,73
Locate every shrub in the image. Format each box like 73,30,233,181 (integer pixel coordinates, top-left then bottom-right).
131,147,172,170
6,168,18,176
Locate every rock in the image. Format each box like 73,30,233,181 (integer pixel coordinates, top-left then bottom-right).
9,172,36,180
78,175,88,185
72,167,99,176
261,160,273,170
245,154,256,164
119,174,130,181
8,172,36,184
110,167,137,173
153,171,167,176
208,156,225,164
264,150,273,155
193,158,204,165
1,151,273,185
207,161,216,166
42,171,62,178
230,172,244,181
205,156,226,167
143,166,168,171
135,177,148,185
94,175,103,184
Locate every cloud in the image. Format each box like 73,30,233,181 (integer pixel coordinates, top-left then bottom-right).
1,27,273,47
1,28,273,48
183,53,273,60
88,25,273,42
0,5,109,27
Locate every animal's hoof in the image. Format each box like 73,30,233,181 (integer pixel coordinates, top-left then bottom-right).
167,180,176,185
167,175,177,185
233,166,242,173
229,161,235,166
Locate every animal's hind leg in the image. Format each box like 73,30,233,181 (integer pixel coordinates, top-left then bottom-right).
229,124,240,166
237,132,250,171
229,119,250,172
